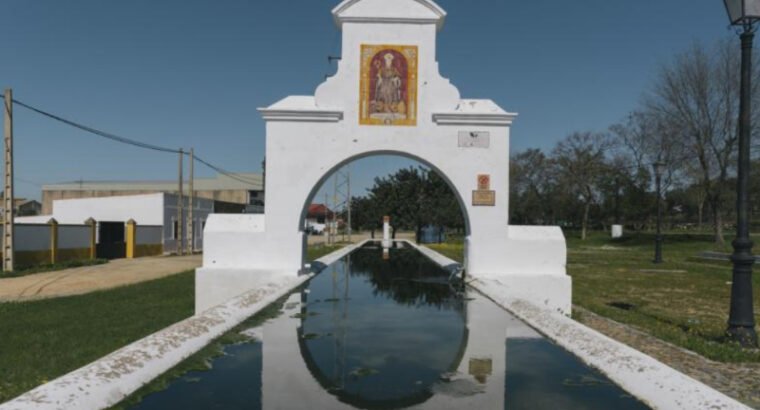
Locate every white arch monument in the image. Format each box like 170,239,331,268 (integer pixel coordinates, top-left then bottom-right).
197,0,570,314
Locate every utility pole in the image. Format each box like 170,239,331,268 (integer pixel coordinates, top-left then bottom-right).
333,174,341,243
325,192,331,245
347,164,352,243
3,89,14,272
177,149,184,256
331,166,351,243
187,148,194,254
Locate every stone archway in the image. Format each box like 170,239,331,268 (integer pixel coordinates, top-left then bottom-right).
197,0,569,315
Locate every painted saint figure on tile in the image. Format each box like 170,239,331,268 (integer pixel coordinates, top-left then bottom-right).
360,44,418,126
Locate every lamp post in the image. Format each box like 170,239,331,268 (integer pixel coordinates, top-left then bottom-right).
653,162,665,264
723,0,759,347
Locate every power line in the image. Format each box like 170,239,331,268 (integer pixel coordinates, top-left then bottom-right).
192,154,261,186
10,98,261,186
12,98,179,154
16,177,42,187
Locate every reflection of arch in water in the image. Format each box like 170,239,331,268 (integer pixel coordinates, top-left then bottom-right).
295,247,469,409
348,245,465,308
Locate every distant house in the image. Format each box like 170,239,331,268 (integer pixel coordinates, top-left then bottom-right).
16,199,42,216
306,204,334,225
0,196,42,219
40,173,264,215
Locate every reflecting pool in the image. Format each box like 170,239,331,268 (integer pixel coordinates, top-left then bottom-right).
128,243,649,410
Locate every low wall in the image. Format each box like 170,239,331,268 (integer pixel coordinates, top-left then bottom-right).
0,222,164,271
14,250,52,267
133,225,163,257
135,244,163,258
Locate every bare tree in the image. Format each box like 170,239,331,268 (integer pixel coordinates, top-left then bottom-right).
553,132,612,240
645,41,743,244
610,110,686,232
511,149,556,224
611,110,684,191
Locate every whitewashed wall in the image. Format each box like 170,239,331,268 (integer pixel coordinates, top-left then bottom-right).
51,194,165,225
14,215,51,224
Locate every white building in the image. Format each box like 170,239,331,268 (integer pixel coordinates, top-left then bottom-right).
16,193,214,255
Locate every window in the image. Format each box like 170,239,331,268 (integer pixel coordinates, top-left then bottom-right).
172,219,179,240
248,190,264,205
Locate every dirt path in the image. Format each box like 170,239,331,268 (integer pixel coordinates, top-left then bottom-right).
574,306,760,408
0,255,202,302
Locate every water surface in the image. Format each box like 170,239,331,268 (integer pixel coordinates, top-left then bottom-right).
129,243,648,409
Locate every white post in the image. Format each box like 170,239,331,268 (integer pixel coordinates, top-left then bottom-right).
382,215,391,249
611,225,623,239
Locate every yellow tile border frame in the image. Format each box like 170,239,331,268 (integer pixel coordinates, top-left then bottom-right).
359,44,418,127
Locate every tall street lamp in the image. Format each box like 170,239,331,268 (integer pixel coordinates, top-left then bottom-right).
723,0,759,347
653,162,666,264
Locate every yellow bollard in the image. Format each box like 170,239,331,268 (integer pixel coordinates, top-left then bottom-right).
84,218,97,260
48,218,58,265
126,219,137,259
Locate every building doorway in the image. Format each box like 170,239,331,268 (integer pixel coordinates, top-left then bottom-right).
97,221,126,259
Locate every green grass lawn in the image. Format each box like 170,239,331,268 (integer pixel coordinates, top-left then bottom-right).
0,271,195,403
428,232,760,363
0,244,344,404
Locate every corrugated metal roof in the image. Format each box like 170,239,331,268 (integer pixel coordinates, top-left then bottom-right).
43,173,263,191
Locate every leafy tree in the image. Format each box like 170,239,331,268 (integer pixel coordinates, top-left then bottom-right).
357,166,465,242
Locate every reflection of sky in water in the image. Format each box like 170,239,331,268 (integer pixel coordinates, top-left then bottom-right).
129,245,650,410
505,339,648,410
131,342,263,410
300,247,466,406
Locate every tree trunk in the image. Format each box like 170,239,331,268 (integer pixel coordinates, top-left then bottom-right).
713,204,725,245
370,229,375,239
697,201,704,231
710,199,726,245
582,201,591,240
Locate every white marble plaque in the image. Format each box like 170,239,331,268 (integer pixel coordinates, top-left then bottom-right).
458,131,490,148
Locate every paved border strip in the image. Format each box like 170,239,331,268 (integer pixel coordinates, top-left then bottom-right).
411,243,750,410
0,242,368,410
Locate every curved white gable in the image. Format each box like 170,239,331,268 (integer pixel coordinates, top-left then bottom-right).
332,0,446,30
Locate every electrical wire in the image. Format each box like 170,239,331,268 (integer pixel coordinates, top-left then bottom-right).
16,177,43,187
192,154,261,186
10,98,261,186
12,98,179,154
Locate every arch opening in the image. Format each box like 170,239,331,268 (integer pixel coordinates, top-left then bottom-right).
298,150,472,262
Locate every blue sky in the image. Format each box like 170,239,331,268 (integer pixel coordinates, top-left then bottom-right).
1,0,733,200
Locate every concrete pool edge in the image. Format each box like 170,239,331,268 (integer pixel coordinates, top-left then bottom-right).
407,241,750,410
0,241,369,410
